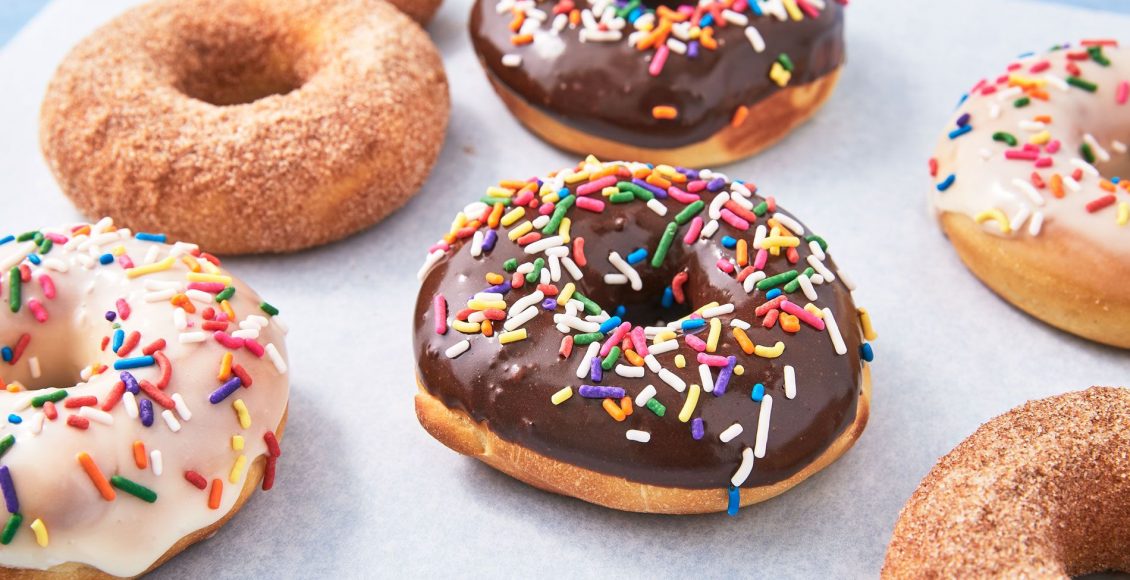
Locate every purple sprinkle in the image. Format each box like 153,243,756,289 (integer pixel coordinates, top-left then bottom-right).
631,178,667,199
589,358,603,383
139,399,154,427
679,168,701,180
578,385,624,399
484,280,512,295
713,356,737,396
691,417,705,440
541,298,558,310
956,112,971,127
707,177,727,192
688,41,700,58
482,230,498,253
104,311,117,322
209,377,243,404
0,466,17,513
120,371,140,394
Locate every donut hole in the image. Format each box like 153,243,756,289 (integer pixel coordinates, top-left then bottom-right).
2,344,88,392
617,291,694,329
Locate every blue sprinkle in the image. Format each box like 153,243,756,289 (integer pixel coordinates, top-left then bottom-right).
1112,177,1121,184
727,485,740,516
98,253,114,265
26,254,40,265
541,298,557,311
0,236,13,247
114,356,155,370
860,343,875,362
135,233,167,243
599,316,622,335
748,2,762,15
627,7,641,23
937,174,957,192
751,383,765,402
948,124,973,140
699,13,713,27
0,348,10,363
681,318,706,332
614,305,626,318
557,187,571,200
691,417,704,440
139,399,154,427
721,236,737,249
105,311,117,322
6,415,20,425
626,248,648,265
766,288,782,300
661,287,674,309
111,329,125,352
957,93,969,108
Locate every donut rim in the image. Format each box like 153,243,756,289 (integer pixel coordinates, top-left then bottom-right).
940,212,1130,349
414,365,870,514
480,66,841,168
0,407,287,579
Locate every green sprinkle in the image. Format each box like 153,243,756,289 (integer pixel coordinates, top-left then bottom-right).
542,194,575,235
503,258,518,272
1067,76,1098,92
601,347,621,371
645,398,666,417
215,286,236,302
573,332,605,346
8,268,20,313
609,191,635,204
674,200,705,225
1089,46,1110,66
777,53,794,72
752,201,769,217
615,0,639,17
525,257,545,283
31,390,67,408
15,231,36,243
617,181,654,201
37,238,52,255
1081,143,1096,164
0,513,20,545
259,302,279,316
783,267,816,293
1013,96,1030,108
804,235,828,252
572,291,602,316
110,475,158,503
651,222,678,268
756,270,800,291
479,196,511,206
0,435,14,460
992,132,1018,147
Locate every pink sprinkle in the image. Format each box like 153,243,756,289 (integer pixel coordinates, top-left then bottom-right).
243,338,266,358
118,255,135,269
667,187,700,204
780,300,825,331
43,233,68,244
1005,149,1039,161
1035,157,1053,168
648,45,669,77
575,196,606,212
538,202,555,216
629,327,649,356
719,208,750,230
576,176,618,196
433,295,447,335
213,332,245,350
686,180,707,193
427,241,451,253
1118,81,1129,105
732,0,747,11
684,334,707,352
753,248,769,270
600,322,631,357
39,275,56,300
1006,62,1022,72
796,0,820,18
697,353,728,367
188,282,226,293
513,189,535,206
716,259,735,274
683,217,703,244
1022,143,1039,152
27,299,48,323
980,85,997,96
1029,60,1051,73
1046,140,1061,154
116,298,131,321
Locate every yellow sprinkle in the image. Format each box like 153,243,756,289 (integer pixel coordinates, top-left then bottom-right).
706,317,721,353
974,208,1012,234
688,26,701,40
218,352,233,381
499,329,528,345
656,165,680,179
186,272,232,285
229,454,247,484
678,384,701,423
452,320,482,334
804,303,825,319
1009,74,1046,88
782,0,803,20
769,62,792,87
181,255,202,272
858,307,878,341
507,221,534,241
675,354,686,368
563,171,590,184
1118,202,1129,227
500,207,526,227
601,186,618,197
233,399,251,429
557,282,576,306
560,217,572,243
760,236,801,249
232,435,245,451
29,518,47,547
584,154,601,165
219,299,235,321
485,186,515,199
734,365,744,376
125,257,175,279
1028,130,1051,145
485,272,504,285
202,260,222,275
467,299,507,311
754,341,786,358
653,330,677,344
551,387,573,405
111,245,127,257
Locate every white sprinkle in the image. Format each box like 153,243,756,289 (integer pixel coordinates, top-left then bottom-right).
728,192,753,210
474,292,505,302
784,365,797,399
730,319,751,330
504,305,539,331
1083,134,1111,162
143,245,160,265
665,38,687,54
635,384,657,407
743,270,767,294
417,250,445,281
1063,175,1082,192
1012,178,1045,206
525,235,565,254
608,252,642,291
822,308,847,355
989,103,1001,119
658,368,686,392
1010,205,1031,233
995,86,1023,102
144,279,180,291
615,365,645,378
808,240,826,260
798,274,818,301
173,308,188,331
744,25,766,52
554,314,600,333
28,412,45,435
576,342,600,379
171,393,192,421
561,256,583,280
807,255,836,282
123,391,139,419
1043,73,1069,92
151,450,163,476
501,54,523,67
265,343,288,374
79,406,114,426
548,254,562,282
445,340,471,359
643,354,661,373
1112,140,1128,154
144,288,177,302
185,289,212,304
28,357,40,379
179,331,207,344
646,198,667,216
731,447,754,486
626,430,651,443
754,395,773,458
698,364,715,393
1070,158,1100,178
509,290,545,317
579,28,622,42
700,303,734,319
1028,211,1045,237
753,224,768,249
708,192,731,220
838,269,857,291
771,213,805,235
470,230,484,257
700,220,719,239
604,273,629,285
719,423,744,443
232,328,260,340
1017,119,1045,132
648,339,678,355
161,409,182,433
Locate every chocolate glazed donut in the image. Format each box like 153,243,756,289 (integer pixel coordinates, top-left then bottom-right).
470,0,846,166
413,160,873,513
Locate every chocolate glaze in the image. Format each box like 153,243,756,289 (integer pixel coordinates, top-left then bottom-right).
470,0,845,149
414,165,865,490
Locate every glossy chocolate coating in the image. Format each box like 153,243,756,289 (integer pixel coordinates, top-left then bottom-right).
414,168,864,490
470,0,845,149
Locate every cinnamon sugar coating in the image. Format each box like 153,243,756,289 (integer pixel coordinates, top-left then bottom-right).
883,387,1130,578
40,0,449,254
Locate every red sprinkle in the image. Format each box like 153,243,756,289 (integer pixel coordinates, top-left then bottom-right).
138,380,175,409
264,431,282,458
232,364,253,388
572,237,587,267
64,396,98,409
1085,195,1117,213
67,415,90,430
184,470,208,490
142,339,166,356
101,381,126,412
262,457,277,491
43,401,58,421
154,351,173,389
116,331,140,357
671,272,688,304
559,335,574,358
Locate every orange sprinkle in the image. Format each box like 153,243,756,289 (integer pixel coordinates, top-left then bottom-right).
220,300,235,320
731,105,750,128
780,313,801,333
632,167,651,180
1100,180,1116,193
132,441,148,469
620,396,634,417
603,398,626,421
590,166,618,180
651,105,678,120
646,172,671,189
655,6,688,22
624,348,645,367
732,327,755,355
208,479,223,510
218,352,233,381
569,9,580,26
736,239,748,266
170,294,196,314
488,203,505,229
511,34,533,46
181,255,202,273
1034,114,1052,124
700,27,718,50
636,20,672,50
481,320,494,337
485,272,504,285
1050,174,1066,198
77,452,115,501
508,9,525,32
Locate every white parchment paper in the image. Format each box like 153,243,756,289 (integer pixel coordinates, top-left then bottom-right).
0,0,1127,577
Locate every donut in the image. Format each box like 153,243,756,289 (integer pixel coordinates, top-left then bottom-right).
413,157,875,514
40,0,450,255
928,40,1130,348
883,387,1130,577
470,0,847,167
393,0,444,25
0,218,289,577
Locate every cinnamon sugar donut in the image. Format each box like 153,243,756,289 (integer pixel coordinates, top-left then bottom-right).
883,387,1130,578
40,0,450,255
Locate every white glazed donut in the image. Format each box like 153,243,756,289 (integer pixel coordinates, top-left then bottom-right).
0,218,289,577
929,40,1130,348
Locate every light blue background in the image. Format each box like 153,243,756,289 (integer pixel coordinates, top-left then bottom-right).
2,0,1130,46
